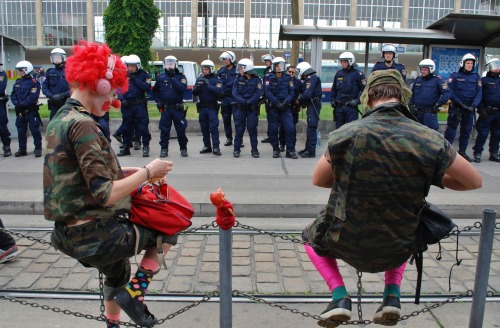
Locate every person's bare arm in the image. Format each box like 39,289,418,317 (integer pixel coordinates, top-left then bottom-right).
443,155,482,191
312,153,335,188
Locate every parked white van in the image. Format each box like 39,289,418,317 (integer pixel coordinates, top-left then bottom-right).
147,60,200,102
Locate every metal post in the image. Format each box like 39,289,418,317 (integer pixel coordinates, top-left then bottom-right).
468,208,497,328
219,227,232,328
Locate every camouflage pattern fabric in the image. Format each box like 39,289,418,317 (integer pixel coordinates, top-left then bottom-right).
303,103,456,273
43,98,130,222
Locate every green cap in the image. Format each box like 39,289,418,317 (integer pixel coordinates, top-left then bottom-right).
360,69,412,110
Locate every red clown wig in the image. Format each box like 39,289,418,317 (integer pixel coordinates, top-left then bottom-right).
65,41,128,94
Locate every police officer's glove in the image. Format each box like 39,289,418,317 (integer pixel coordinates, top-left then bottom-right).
409,104,418,116
278,102,288,111
156,102,163,111
50,94,63,103
121,99,129,108
0,95,9,102
203,78,210,85
432,104,440,114
477,107,488,122
464,105,475,112
347,99,359,108
167,69,176,77
128,74,136,80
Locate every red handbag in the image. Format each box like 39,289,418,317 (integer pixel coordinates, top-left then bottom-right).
130,181,194,236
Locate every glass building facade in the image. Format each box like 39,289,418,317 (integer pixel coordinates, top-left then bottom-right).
1,0,499,49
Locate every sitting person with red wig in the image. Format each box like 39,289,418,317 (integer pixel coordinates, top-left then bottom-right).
43,41,177,328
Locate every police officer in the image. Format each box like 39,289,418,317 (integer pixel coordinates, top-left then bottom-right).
279,65,302,151
264,57,296,159
11,61,42,157
472,58,500,163
444,53,482,162
217,51,238,147
0,62,11,157
261,54,274,143
372,44,407,81
296,61,322,158
232,58,263,158
408,59,451,131
331,52,366,129
117,54,152,157
42,48,70,120
153,55,189,158
194,60,224,156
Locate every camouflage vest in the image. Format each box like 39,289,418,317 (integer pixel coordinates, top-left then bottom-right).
303,103,455,273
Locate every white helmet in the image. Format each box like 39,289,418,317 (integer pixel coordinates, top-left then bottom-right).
418,59,436,74
381,44,397,57
120,55,129,65
219,51,236,64
486,58,500,73
296,61,315,77
237,58,256,75
164,55,178,70
15,60,34,75
261,54,274,63
271,57,286,72
460,53,476,69
127,54,142,69
50,48,67,65
201,59,215,74
339,52,355,66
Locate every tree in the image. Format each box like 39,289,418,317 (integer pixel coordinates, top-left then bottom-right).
103,0,161,69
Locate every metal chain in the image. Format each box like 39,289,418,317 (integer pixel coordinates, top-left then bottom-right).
155,291,219,324
98,271,106,320
356,271,364,322
399,290,473,321
176,222,218,235
235,221,316,248
0,227,52,246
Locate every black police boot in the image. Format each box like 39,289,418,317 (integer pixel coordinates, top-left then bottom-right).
142,146,150,158
212,148,221,156
3,146,11,157
133,141,141,150
200,146,212,154
251,149,260,158
458,150,472,162
112,133,123,144
117,146,131,157
224,138,232,146
15,149,27,157
300,150,316,158
279,144,285,152
298,149,307,155
233,150,240,158
261,136,270,143
473,152,481,163
34,148,42,158
180,149,188,157
489,152,500,162
272,149,280,158
286,151,298,159
160,148,168,158
114,288,157,327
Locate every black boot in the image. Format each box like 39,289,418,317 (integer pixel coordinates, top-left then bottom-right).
200,146,212,154
458,150,472,162
212,148,221,156
3,146,11,157
473,152,481,163
34,148,42,157
160,148,168,158
142,147,150,158
15,149,27,157
117,146,131,157
300,150,316,158
490,152,500,162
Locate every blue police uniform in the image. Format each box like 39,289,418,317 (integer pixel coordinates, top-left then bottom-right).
408,75,451,131
279,77,302,149
11,75,42,155
298,73,322,157
472,72,500,161
0,70,11,155
264,72,295,156
372,61,407,81
331,66,366,129
42,65,70,120
117,69,151,155
232,74,263,156
444,69,482,154
193,73,224,153
153,69,188,156
217,64,238,144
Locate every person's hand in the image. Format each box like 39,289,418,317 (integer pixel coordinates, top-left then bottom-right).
146,158,173,179
432,104,440,113
347,99,359,108
464,105,475,112
167,69,175,77
121,99,129,108
203,77,210,85
128,73,136,80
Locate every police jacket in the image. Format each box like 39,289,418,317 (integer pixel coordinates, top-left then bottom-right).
0,71,8,96
42,65,70,99
448,69,482,107
480,73,500,107
217,65,238,101
152,70,187,105
193,73,223,105
264,72,294,105
331,67,366,103
292,77,302,101
372,62,407,81
11,75,41,109
298,74,322,104
232,74,263,106
120,69,151,101
409,75,451,109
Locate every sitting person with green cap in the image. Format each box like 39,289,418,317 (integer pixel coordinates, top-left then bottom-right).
302,69,482,327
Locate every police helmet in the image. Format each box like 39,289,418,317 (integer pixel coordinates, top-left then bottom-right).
127,54,142,69
460,53,476,69
418,59,436,74
120,55,129,65
486,58,500,73
271,57,286,72
237,58,256,75
339,52,355,66
219,51,236,64
164,55,178,70
15,60,34,75
296,61,315,77
201,59,215,74
261,54,275,64
381,44,397,57
50,48,67,65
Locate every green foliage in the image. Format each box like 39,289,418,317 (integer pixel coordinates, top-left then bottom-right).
103,0,161,69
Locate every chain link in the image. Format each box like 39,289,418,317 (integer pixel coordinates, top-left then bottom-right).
0,227,52,246
176,222,218,235
235,221,317,248
156,291,219,324
356,271,364,322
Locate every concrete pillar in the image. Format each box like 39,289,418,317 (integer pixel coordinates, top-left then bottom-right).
244,0,250,49
401,0,410,28
348,0,357,50
191,0,198,47
35,0,43,46
454,0,462,13
86,0,94,42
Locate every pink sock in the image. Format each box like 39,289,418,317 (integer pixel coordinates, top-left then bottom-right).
105,313,120,321
385,262,407,286
305,244,345,291
140,258,159,272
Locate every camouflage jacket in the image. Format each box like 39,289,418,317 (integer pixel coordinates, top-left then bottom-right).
43,98,130,222
303,103,456,272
